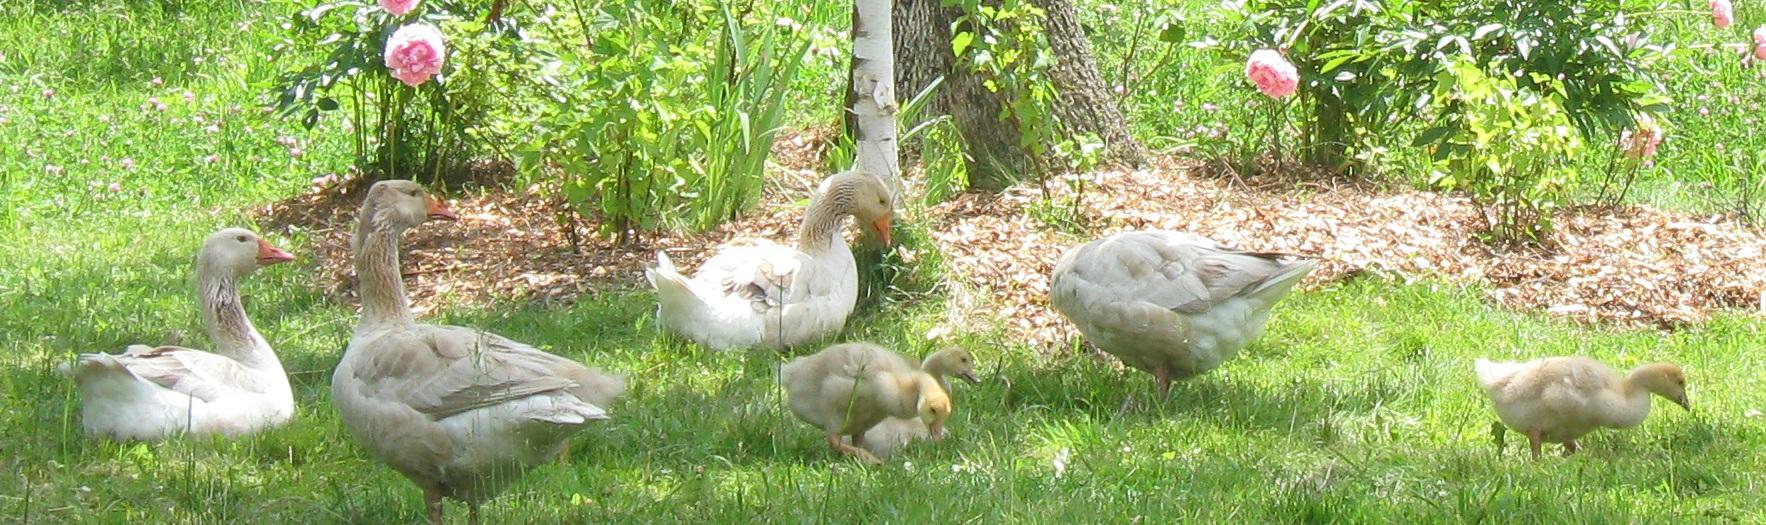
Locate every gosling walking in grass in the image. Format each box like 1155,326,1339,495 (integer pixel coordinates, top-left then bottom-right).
1475,356,1689,458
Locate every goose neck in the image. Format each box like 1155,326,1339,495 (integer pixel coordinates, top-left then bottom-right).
355,226,415,328
195,267,276,370
795,192,849,254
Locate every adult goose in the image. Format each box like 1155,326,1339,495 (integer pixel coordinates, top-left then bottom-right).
331,180,626,525
1050,230,1314,396
646,171,893,350
65,228,296,440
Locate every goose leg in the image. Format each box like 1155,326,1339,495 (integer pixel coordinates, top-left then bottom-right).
1525,429,1544,459
424,486,445,525
1156,365,1172,398
828,432,883,465
558,438,573,463
1562,440,1580,457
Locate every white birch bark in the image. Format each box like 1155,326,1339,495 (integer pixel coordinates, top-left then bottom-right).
850,0,903,206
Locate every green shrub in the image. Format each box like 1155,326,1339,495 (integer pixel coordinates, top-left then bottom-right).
1427,58,1584,241
515,0,811,243
1204,0,1671,173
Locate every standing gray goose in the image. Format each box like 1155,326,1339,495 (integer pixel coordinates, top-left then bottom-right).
331,180,626,525
1049,230,1314,396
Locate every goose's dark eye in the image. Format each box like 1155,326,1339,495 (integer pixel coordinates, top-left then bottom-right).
236,235,248,243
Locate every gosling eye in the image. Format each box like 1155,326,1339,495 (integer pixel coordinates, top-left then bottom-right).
235,235,249,243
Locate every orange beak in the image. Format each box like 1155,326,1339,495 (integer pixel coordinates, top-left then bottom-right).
871,214,892,246
426,196,458,221
255,239,295,265
928,421,945,441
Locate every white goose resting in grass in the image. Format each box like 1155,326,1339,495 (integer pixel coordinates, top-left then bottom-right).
781,342,953,465
1050,230,1314,397
63,228,296,440
331,180,626,525
646,171,893,350
859,347,980,457
1475,356,1689,458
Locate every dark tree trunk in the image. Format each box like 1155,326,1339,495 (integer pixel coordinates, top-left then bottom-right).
851,0,1145,191
1030,0,1147,167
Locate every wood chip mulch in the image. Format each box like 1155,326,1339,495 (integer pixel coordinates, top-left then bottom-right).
255,139,1766,350
925,158,1766,348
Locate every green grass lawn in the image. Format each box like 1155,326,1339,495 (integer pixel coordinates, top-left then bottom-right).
4,1,1765,523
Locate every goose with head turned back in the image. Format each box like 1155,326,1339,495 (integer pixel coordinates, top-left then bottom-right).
331,180,627,525
780,342,953,464
1475,356,1689,458
1050,230,1314,397
646,171,893,350
64,228,296,440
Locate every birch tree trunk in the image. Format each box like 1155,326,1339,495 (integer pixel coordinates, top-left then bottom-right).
849,0,904,205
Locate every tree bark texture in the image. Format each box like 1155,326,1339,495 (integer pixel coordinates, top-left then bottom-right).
864,0,1145,190
1029,0,1147,166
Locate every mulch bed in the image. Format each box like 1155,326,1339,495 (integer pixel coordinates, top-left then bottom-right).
256,133,1766,349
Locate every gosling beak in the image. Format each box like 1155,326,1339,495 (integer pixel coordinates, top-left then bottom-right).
426,196,458,221
928,421,945,441
871,214,892,246
957,371,981,385
1674,395,1691,412
255,239,295,265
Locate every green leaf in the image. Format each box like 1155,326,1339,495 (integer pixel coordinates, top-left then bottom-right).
1413,125,1455,148
1319,53,1357,74
1157,24,1185,43
951,32,974,57
1471,24,1503,40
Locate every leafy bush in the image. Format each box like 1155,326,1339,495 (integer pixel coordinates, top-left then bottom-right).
1194,0,1729,237
1428,58,1584,240
515,0,810,243
1205,0,1671,172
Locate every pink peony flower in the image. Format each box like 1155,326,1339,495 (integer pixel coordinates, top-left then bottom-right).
183,90,196,103
119,158,136,170
1754,26,1766,60
108,182,122,193
1245,49,1299,98
384,23,446,87
1711,0,1733,29
151,77,163,87
1622,113,1664,159
380,0,419,16
42,88,54,98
